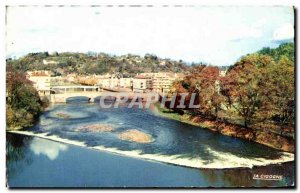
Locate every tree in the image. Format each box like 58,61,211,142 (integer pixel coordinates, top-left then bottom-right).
258,42,294,62
260,56,294,128
221,54,273,128
172,65,224,119
196,66,222,118
6,67,43,128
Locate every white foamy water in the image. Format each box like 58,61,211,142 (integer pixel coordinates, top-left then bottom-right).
8,130,294,169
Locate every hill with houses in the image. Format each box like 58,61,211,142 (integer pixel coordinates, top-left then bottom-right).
6,52,195,76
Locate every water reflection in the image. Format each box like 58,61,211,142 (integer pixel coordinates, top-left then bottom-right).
6,134,33,179
200,162,294,187
30,138,68,160
66,96,90,103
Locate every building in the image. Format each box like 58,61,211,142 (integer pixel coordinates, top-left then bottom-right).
137,72,184,93
26,70,51,96
119,78,132,88
151,73,175,93
42,59,58,65
132,75,152,93
96,72,183,93
97,74,133,89
98,77,111,88
219,70,227,77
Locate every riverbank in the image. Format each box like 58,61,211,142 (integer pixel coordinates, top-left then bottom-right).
153,104,295,153
6,105,49,131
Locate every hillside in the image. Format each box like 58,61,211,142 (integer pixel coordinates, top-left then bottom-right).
6,52,192,76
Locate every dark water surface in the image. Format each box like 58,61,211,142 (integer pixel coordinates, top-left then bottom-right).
6,100,295,187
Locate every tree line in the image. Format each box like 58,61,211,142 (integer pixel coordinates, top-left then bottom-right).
171,43,294,134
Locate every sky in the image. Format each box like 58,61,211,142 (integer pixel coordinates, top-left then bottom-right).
6,6,294,66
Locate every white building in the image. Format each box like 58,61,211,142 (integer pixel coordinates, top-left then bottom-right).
26,70,51,96
98,78,111,88
96,72,183,93
137,72,184,93
219,69,227,77
120,78,132,88
42,59,58,65
132,75,152,93
97,74,132,89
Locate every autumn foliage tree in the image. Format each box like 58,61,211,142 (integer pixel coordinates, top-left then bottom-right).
171,43,294,133
6,67,43,128
172,65,225,119
260,56,295,128
221,54,273,128
195,66,224,118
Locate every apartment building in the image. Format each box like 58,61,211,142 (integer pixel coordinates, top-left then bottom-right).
97,74,132,89
96,72,184,93
138,72,184,93
132,75,152,93
26,70,51,96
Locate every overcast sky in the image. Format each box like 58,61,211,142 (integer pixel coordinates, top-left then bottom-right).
6,6,294,66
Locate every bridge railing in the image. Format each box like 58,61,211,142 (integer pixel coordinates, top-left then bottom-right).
51,86,101,93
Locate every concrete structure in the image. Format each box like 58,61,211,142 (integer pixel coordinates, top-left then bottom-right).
97,72,184,94
98,78,111,88
50,86,153,103
97,74,133,89
50,85,101,103
42,59,58,65
151,73,175,93
51,85,100,93
132,76,152,93
26,70,51,97
219,69,227,77
120,78,133,88
50,92,102,103
138,72,184,94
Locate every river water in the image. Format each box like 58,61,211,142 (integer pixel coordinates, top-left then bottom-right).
6,99,295,187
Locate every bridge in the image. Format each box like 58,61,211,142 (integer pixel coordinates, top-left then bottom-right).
51,85,101,93
50,85,102,103
50,85,154,103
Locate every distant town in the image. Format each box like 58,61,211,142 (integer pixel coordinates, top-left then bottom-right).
26,68,227,103
6,51,231,103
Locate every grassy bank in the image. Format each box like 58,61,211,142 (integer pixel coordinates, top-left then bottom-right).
153,103,295,153
153,103,211,128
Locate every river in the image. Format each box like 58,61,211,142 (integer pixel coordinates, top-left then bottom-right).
6,98,295,187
